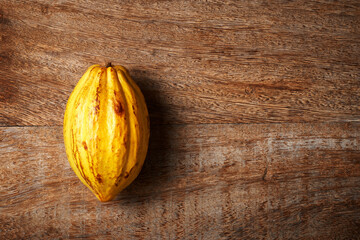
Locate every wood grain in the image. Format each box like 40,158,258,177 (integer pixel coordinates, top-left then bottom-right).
1,0,360,125
1,123,360,239
1,0,360,239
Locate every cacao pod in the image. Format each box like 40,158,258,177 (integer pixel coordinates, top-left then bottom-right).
63,63,150,202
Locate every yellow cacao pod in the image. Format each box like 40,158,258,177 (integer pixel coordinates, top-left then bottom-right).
63,64,150,202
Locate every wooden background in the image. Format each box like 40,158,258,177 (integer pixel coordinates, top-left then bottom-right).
1,0,360,239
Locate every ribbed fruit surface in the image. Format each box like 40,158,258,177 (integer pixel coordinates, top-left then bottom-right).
63,64,150,202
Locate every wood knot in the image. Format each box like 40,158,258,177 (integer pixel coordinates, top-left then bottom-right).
262,165,268,181
41,4,49,15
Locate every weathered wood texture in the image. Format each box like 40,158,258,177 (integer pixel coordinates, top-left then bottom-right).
1,123,360,239
1,0,360,239
1,0,360,125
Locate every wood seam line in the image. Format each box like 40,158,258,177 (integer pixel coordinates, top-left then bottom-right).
1,121,360,128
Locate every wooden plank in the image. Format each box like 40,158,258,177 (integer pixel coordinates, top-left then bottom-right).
1,0,360,126
1,123,359,239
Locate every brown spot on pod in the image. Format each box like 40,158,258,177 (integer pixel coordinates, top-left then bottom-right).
94,72,103,115
124,172,129,179
82,141,88,150
114,101,124,115
96,174,103,183
94,104,100,115
113,91,124,115
132,105,135,114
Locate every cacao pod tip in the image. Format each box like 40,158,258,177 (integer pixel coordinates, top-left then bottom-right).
95,192,115,202
105,62,113,68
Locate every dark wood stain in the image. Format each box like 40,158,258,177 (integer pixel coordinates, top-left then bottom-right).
0,0,360,239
